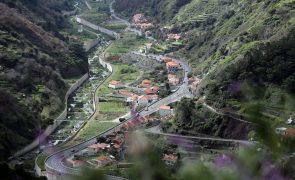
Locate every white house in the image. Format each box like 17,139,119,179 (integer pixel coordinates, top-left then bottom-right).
275,127,287,135
159,105,173,117
109,80,124,89
137,95,150,106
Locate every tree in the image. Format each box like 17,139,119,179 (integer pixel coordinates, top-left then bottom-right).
174,98,197,129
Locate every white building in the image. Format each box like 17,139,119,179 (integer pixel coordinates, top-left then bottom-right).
159,105,173,117
109,80,124,89
137,95,150,106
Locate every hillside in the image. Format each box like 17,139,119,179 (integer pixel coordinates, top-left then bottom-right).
114,0,295,138
0,1,88,159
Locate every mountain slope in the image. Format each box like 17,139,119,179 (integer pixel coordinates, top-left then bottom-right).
114,0,295,138
0,1,88,159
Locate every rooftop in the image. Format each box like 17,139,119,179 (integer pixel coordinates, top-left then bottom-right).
88,143,108,149
166,61,180,67
160,105,171,110
110,80,122,85
163,154,178,161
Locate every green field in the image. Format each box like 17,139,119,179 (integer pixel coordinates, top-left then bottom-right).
103,22,128,30
99,101,128,113
76,121,118,141
36,153,48,171
107,32,148,56
79,1,110,24
112,64,140,83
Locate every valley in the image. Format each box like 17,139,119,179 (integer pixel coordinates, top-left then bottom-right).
1,0,295,180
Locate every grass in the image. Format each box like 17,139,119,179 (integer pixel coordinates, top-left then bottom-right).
107,32,148,56
103,22,128,30
112,64,140,83
36,153,48,171
99,101,128,113
76,121,118,141
79,1,110,24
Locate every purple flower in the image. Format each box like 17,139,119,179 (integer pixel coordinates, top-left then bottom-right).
214,154,234,168
261,160,287,180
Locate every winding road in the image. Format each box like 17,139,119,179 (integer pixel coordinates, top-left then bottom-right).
45,1,195,179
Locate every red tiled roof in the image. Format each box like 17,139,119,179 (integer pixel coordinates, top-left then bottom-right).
163,154,178,161
110,80,122,85
166,61,179,67
96,156,111,162
142,79,152,84
285,128,295,138
73,160,84,166
160,105,171,110
139,95,150,101
88,143,108,150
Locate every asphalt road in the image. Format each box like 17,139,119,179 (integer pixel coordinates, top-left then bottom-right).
145,126,255,146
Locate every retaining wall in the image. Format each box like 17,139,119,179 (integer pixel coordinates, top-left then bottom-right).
84,39,100,52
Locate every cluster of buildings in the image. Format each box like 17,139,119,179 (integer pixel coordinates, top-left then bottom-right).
163,57,181,73
109,80,124,89
275,116,295,138
188,77,202,94
132,14,154,32
167,33,181,41
69,131,126,168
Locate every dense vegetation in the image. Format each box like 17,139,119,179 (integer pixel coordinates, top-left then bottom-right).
114,0,295,137
0,1,88,159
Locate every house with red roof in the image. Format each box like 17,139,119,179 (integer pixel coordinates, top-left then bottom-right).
137,95,151,106
87,143,109,155
166,61,180,73
167,33,181,41
159,105,173,117
162,57,173,63
141,79,152,88
144,86,160,95
162,153,179,166
89,156,113,167
71,160,85,168
109,80,124,89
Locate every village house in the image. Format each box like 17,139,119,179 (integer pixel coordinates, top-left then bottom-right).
109,80,124,89
132,14,147,24
162,153,179,166
90,156,113,167
144,86,160,95
159,105,173,117
167,33,181,41
168,74,180,86
141,79,152,88
72,160,85,168
149,94,159,102
137,95,151,106
87,143,109,155
166,61,180,73
189,78,201,94
145,31,152,37
162,57,173,63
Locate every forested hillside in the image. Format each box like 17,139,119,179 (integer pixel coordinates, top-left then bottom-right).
0,0,88,159
115,0,295,138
